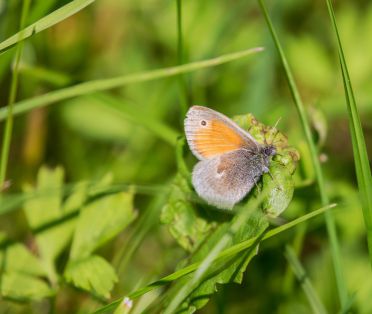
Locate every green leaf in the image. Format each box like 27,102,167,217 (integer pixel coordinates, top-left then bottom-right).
0,234,53,301
64,255,117,299
1,272,54,301
0,239,46,277
161,173,213,252
70,190,136,259
23,166,81,282
0,0,96,54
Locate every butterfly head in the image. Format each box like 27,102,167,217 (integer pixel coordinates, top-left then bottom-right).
260,144,276,174
262,144,276,157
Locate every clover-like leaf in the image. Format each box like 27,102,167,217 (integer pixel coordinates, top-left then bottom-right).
64,255,117,299
0,234,54,301
65,186,135,298
23,166,85,282
70,190,136,260
1,272,54,301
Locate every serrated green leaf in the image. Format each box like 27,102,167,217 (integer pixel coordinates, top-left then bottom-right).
70,191,136,259
1,272,54,301
64,255,117,299
23,166,82,282
0,240,46,277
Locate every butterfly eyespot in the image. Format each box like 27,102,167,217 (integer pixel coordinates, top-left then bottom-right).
200,120,207,126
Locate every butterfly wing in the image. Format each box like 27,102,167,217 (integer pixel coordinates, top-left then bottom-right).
184,106,259,160
192,149,264,209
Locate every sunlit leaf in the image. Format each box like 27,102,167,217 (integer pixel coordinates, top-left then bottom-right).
70,190,136,259
1,272,54,301
23,166,81,282
0,238,46,277
64,255,117,299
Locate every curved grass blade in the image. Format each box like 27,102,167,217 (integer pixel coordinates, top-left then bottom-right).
0,0,96,54
257,0,348,308
324,0,372,268
92,203,336,314
285,245,328,314
0,47,263,121
0,0,31,188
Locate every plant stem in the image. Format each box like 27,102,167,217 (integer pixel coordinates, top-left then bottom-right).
176,0,188,117
0,47,263,122
324,0,372,270
257,0,348,309
0,0,31,189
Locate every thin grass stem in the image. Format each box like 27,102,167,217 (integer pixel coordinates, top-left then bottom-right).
0,47,263,122
176,0,188,117
0,0,31,188
257,0,349,308
324,0,372,269
285,245,328,314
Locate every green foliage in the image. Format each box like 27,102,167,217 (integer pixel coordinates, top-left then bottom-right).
0,236,54,301
69,185,135,260
1,167,135,302
1,0,372,313
64,255,117,299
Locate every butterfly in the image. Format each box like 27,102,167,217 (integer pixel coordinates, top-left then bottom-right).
184,106,276,209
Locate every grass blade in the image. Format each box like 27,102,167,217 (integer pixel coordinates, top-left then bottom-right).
0,0,96,54
93,93,179,146
285,245,328,314
0,47,263,122
0,0,31,187
92,203,336,314
176,0,188,117
324,0,372,268
257,0,349,308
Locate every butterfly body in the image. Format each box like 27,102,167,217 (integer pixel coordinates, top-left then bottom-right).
184,106,276,209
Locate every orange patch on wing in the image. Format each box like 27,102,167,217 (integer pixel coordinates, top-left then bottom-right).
194,119,245,158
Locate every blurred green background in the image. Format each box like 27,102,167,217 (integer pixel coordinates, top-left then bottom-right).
1,0,372,313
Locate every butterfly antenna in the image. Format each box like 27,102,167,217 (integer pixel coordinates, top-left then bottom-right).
269,117,282,145
273,117,282,129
